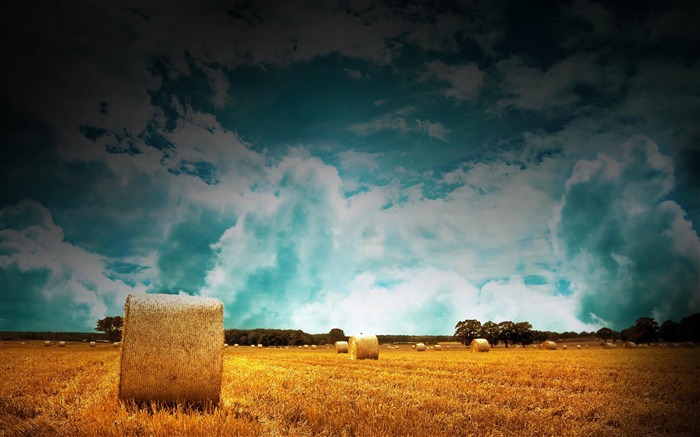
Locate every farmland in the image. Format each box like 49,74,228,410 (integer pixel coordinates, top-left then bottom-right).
1,342,699,436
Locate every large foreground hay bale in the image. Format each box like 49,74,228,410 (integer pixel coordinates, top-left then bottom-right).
415,342,426,351
335,341,349,353
540,341,557,350
471,338,490,352
119,293,224,406
349,334,379,360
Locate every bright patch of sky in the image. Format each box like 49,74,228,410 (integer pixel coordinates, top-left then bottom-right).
1,0,698,334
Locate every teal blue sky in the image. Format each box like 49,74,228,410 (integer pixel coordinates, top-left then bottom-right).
1,0,698,334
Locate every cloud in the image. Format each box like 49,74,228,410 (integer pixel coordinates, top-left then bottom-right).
496,53,620,112
424,61,484,102
0,200,145,331
348,107,449,141
551,136,700,329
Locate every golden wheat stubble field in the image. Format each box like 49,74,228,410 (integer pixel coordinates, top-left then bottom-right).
1,342,699,437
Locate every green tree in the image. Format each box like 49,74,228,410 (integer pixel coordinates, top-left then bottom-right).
95,316,123,342
626,317,659,344
328,328,346,344
454,319,481,345
481,321,499,347
513,321,534,346
596,327,614,342
659,319,682,342
497,321,516,348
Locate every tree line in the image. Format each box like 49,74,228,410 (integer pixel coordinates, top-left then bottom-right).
453,313,700,347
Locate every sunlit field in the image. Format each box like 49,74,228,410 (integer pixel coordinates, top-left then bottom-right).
1,341,698,436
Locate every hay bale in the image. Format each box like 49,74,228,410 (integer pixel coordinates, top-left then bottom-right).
540,341,557,350
624,341,637,349
348,334,379,360
89,341,96,347
58,341,66,347
562,344,568,350
603,342,617,349
44,341,51,347
118,293,224,406
335,341,349,353
577,345,581,349
311,344,317,349
682,342,694,348
113,342,120,348
224,343,228,348
234,344,239,348
470,338,490,352
434,344,443,351
415,342,426,351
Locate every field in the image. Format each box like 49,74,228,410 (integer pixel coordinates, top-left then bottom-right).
1,342,699,436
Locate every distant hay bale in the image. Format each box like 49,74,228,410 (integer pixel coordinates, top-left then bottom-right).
234,344,239,348
257,344,263,348
44,341,51,347
577,345,581,349
603,342,617,349
562,344,568,350
335,341,349,353
415,342,426,351
540,341,557,350
89,341,96,347
224,343,228,348
624,341,637,349
311,345,317,349
471,338,490,352
682,342,694,348
58,341,66,347
349,334,379,360
434,344,442,351
118,293,224,406
113,342,120,348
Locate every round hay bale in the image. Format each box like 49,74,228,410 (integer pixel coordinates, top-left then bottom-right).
113,342,120,348
415,342,426,351
348,334,379,360
540,341,557,350
311,345,317,349
624,341,637,349
335,341,349,354
577,345,581,349
682,342,694,348
470,338,490,352
44,341,51,347
224,343,228,348
234,344,239,348
118,293,224,406
434,344,442,351
562,344,568,350
603,342,617,349
89,341,96,347
58,341,66,347
257,344,263,348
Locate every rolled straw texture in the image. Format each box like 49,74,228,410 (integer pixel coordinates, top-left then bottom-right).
415,342,426,351
471,338,490,352
335,341,349,353
348,334,379,360
541,341,557,350
118,293,224,406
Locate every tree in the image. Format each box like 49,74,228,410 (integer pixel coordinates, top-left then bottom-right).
328,328,346,344
454,319,481,345
95,316,123,342
497,321,516,348
624,317,659,344
481,321,499,347
659,319,682,342
513,321,534,346
680,313,700,342
596,327,614,342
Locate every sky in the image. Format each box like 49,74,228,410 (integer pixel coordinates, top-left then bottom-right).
1,0,698,335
